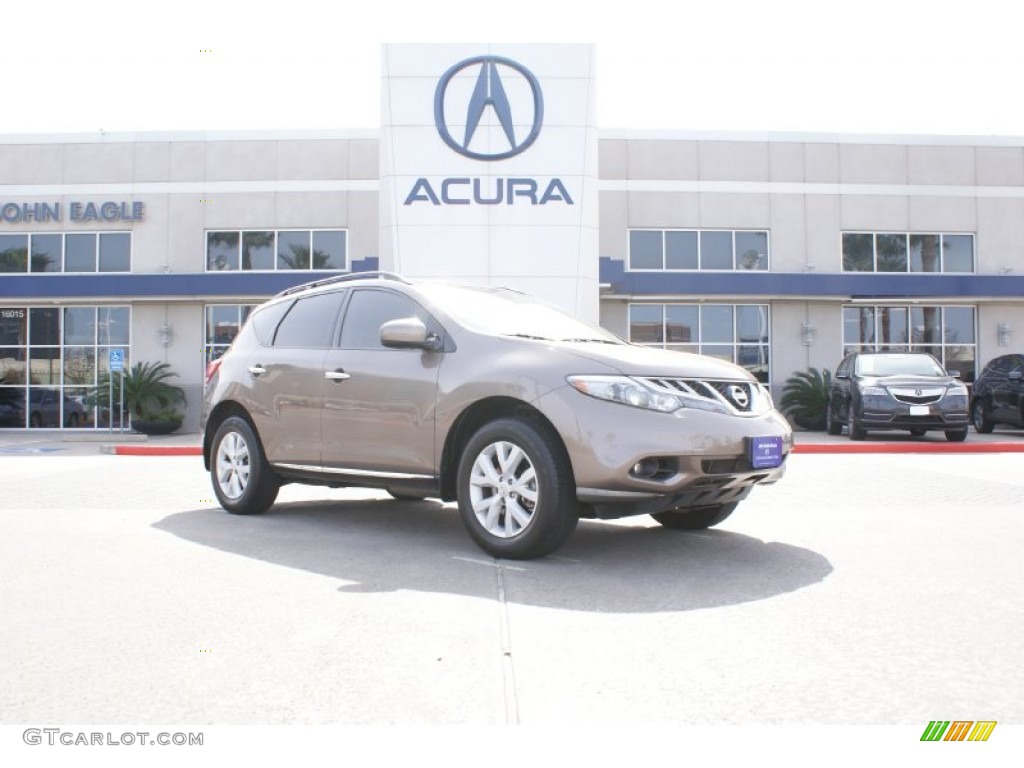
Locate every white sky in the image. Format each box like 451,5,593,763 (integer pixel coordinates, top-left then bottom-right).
4,0,1023,137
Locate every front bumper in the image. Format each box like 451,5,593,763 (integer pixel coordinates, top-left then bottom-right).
534,384,792,519
859,407,969,430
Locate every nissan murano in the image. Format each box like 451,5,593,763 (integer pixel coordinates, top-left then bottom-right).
202,273,792,559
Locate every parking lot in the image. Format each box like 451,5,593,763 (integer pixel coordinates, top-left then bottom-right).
1,440,1022,730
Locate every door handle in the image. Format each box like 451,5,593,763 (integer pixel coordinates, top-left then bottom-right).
325,369,351,382
248,365,267,377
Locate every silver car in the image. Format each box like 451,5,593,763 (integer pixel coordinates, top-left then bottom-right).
202,273,792,559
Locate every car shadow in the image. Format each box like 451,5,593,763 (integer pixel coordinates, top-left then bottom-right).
153,499,833,614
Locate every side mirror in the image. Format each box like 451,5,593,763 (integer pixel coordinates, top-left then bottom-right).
835,371,850,380
380,317,443,352
948,370,961,379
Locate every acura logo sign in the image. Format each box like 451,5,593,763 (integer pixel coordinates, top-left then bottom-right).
434,56,544,161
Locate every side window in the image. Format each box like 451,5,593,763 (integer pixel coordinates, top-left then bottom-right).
339,290,430,350
272,292,344,348
836,357,851,377
250,300,294,346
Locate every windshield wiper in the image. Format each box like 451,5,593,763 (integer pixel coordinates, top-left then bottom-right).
506,333,552,341
559,338,620,344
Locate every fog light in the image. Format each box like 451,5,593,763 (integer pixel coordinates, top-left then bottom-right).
631,459,661,479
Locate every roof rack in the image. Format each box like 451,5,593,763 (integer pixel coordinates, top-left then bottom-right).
275,271,409,298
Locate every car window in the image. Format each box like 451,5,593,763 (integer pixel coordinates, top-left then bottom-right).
338,289,432,350
251,300,294,346
836,358,851,377
272,291,344,348
855,354,944,376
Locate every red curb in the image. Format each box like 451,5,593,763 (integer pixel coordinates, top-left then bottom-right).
793,442,1024,454
112,445,202,456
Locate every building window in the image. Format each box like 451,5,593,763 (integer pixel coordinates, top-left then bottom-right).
206,229,348,272
205,305,255,365
628,303,771,383
0,305,130,429
628,229,769,271
842,304,976,382
0,232,132,273
841,233,974,273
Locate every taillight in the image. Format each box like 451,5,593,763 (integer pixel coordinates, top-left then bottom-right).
205,358,222,384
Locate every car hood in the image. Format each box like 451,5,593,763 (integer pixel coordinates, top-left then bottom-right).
557,341,756,381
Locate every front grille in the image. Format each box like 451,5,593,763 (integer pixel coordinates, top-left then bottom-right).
639,377,766,414
888,387,944,405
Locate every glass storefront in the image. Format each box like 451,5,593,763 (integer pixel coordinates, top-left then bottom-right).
0,306,130,428
842,305,977,382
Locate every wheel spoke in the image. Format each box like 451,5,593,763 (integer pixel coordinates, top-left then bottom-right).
471,452,502,487
483,497,504,532
499,444,523,475
513,484,537,505
506,497,533,531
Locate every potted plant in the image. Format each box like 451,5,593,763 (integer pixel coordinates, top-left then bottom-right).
92,361,186,435
780,367,832,431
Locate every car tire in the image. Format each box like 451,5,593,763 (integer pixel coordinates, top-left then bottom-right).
848,404,866,441
651,502,739,530
456,416,579,560
909,428,926,437
972,400,995,433
825,402,842,435
945,428,968,442
210,416,279,515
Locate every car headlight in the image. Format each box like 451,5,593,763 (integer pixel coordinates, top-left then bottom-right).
947,383,969,397
567,375,730,415
860,385,887,396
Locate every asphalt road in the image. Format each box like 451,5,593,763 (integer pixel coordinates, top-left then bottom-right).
1,451,1022,728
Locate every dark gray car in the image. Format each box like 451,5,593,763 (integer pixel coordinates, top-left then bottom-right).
202,273,792,559
971,353,1024,432
826,351,970,441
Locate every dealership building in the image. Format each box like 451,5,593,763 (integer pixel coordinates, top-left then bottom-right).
2,43,1023,432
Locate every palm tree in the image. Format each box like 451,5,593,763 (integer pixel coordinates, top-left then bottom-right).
91,361,185,420
780,368,833,430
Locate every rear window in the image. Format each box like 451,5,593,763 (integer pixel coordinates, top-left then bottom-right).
250,300,292,345
272,292,344,348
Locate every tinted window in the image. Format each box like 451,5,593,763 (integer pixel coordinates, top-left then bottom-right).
339,290,428,350
251,300,293,346
273,292,343,348
629,230,663,270
65,234,96,272
277,231,311,270
99,233,131,272
31,234,62,272
700,231,732,270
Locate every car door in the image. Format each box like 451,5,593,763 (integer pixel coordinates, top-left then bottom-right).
831,356,854,422
244,290,345,467
320,288,443,477
987,356,1014,422
1004,357,1024,424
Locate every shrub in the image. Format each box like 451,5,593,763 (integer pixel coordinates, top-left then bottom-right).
780,368,832,430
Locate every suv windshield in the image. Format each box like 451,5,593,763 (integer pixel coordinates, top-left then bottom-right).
417,283,621,343
855,354,945,377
